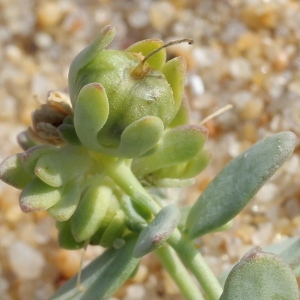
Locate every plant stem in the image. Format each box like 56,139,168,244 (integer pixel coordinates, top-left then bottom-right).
168,229,223,300
155,245,205,300
90,153,160,214
91,151,222,299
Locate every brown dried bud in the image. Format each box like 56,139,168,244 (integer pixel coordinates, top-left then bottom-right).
28,91,73,145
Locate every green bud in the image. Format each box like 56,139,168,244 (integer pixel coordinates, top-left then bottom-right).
69,25,191,158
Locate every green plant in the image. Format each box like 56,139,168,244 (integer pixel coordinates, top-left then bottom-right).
0,25,299,300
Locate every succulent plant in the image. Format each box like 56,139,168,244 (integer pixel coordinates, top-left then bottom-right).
0,25,299,300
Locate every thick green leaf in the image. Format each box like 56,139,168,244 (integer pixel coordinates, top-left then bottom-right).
99,210,126,248
0,153,32,189
22,145,58,175
133,205,181,258
187,131,296,239
19,177,63,212
47,177,82,221
219,236,300,287
34,148,93,188
220,247,299,300
126,39,166,70
162,57,186,113
49,234,139,300
132,125,207,178
57,219,85,250
71,182,112,242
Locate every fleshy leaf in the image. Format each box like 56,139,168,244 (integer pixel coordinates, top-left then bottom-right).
126,39,166,70
121,195,147,232
155,147,210,179
133,205,181,258
73,83,109,153
89,194,120,245
17,130,38,150
187,131,296,239
162,57,186,113
220,247,299,300
19,177,63,212
69,25,116,105
99,210,126,248
71,182,112,242
168,95,190,128
57,219,85,250
22,145,58,175
118,116,164,158
0,153,32,189
34,147,93,188
58,124,81,145
278,237,300,272
49,234,139,300
47,178,82,221
132,125,208,177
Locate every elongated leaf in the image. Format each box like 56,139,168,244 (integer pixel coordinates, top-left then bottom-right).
132,125,207,178
47,177,83,221
71,182,112,242
133,205,181,258
50,234,139,300
187,131,296,239
220,247,299,300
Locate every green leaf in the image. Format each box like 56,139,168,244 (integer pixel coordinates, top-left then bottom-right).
71,182,112,242
89,194,120,245
162,57,186,113
168,95,190,128
278,237,300,272
34,147,93,187
132,125,208,177
19,177,63,212
22,145,58,175
17,130,38,150
49,234,139,300
0,153,32,189
69,25,116,105
155,147,211,180
73,82,109,153
47,177,82,221
57,219,85,250
187,131,296,239
126,39,166,70
220,247,299,300
99,210,126,248
120,195,147,232
118,116,164,158
58,124,82,145
133,205,181,258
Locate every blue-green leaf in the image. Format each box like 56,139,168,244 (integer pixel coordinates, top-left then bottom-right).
220,247,299,300
49,234,139,300
187,131,296,239
133,205,181,258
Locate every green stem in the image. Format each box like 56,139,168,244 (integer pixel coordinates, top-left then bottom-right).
155,245,205,300
90,153,160,214
90,151,222,299
168,229,223,300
